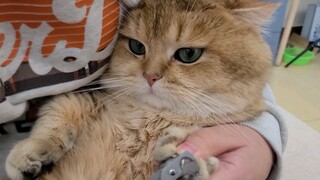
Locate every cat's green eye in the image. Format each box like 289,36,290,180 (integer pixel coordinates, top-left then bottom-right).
174,48,203,64
129,39,146,56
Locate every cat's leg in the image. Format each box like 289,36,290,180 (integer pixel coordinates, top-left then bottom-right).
154,127,219,180
5,93,101,180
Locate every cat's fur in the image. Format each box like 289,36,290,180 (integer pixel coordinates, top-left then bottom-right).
6,0,278,179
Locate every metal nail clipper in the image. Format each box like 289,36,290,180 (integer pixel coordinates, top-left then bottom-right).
149,151,200,180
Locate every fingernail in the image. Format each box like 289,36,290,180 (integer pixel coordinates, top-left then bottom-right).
177,142,197,155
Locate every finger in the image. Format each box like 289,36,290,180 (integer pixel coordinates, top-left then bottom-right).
210,149,248,180
210,161,238,180
177,126,247,158
210,146,272,180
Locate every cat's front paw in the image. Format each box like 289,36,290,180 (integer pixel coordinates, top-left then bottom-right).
5,138,62,180
154,127,193,163
194,156,219,180
154,127,219,180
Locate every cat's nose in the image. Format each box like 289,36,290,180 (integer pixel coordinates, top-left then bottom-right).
143,73,162,87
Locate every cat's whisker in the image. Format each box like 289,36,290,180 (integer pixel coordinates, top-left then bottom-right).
103,83,131,88
68,80,107,93
182,79,255,118
101,86,133,100
193,88,257,120
166,86,253,150
100,80,131,85
187,88,247,122
80,77,134,110
72,79,132,94
169,86,207,115
175,87,227,123
177,89,245,138
184,87,267,152
189,89,233,113
71,86,108,94
109,11,139,30
99,76,134,82
102,88,135,106
186,93,234,130
119,14,136,24
99,76,129,80
116,1,140,28
183,88,223,116
188,0,198,11
157,84,204,121
89,86,134,113
179,80,238,119
86,80,103,86
182,94,214,125
174,88,206,119
99,77,136,88
79,80,131,91
180,86,256,144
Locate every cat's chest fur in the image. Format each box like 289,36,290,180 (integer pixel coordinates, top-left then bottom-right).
101,98,193,155
49,98,195,179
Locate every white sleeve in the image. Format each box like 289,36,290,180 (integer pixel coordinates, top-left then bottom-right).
240,85,288,180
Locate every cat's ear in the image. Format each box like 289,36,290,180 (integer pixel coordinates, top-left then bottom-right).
232,2,280,28
122,0,141,8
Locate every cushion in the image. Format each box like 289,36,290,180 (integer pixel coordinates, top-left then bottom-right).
0,0,120,123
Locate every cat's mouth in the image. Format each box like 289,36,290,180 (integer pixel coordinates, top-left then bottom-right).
147,87,155,94
143,81,163,96
145,87,162,99
136,84,175,110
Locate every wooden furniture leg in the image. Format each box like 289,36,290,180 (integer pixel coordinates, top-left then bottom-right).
275,0,300,66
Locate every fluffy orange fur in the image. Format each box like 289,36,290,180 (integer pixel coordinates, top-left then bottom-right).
6,0,278,179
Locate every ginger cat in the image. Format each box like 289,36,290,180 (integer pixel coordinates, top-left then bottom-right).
6,0,278,179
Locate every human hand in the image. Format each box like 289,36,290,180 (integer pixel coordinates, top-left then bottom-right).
177,125,274,180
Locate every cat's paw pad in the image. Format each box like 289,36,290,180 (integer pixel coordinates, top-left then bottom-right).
154,127,190,163
206,156,219,173
154,127,219,180
6,139,60,180
195,156,219,180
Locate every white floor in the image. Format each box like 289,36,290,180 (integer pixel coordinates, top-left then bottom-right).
270,53,320,132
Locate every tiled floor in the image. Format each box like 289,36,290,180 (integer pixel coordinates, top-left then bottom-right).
269,52,320,132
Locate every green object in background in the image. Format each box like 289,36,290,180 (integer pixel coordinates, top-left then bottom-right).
283,47,315,65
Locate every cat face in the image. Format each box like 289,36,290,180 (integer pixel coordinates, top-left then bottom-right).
105,0,277,118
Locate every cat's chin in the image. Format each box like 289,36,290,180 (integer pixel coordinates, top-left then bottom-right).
138,93,171,110
133,84,172,110
136,94,208,118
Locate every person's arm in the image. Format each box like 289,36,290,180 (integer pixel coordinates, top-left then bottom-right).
240,85,288,179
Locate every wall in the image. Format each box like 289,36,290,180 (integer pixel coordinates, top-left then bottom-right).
261,0,288,62
286,0,320,27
